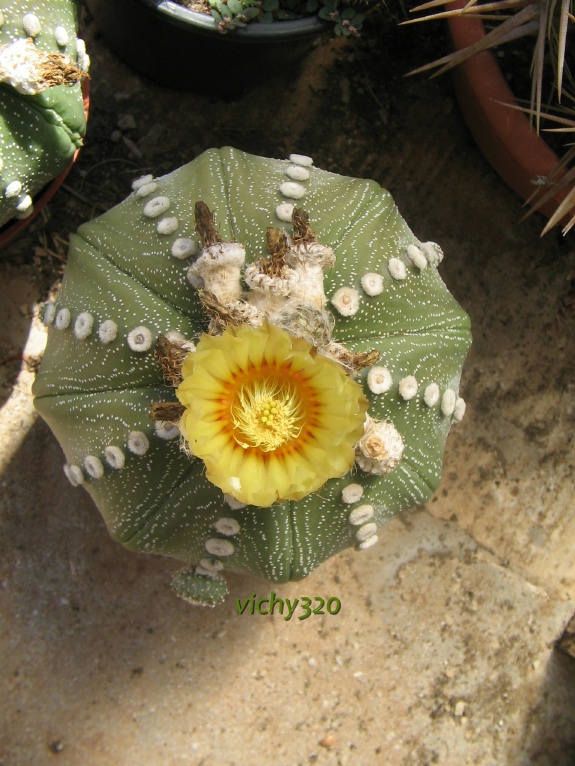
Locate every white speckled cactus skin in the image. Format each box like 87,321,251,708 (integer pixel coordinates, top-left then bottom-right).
33,148,471,606
0,0,87,229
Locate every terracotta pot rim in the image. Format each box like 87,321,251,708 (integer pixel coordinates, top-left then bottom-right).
446,0,570,224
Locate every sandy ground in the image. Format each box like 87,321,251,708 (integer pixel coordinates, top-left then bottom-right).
1,7,575,765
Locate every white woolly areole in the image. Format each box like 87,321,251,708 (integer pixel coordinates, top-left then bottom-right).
243,262,298,296
74,312,94,340
441,388,457,417
135,182,158,198
276,202,294,222
421,241,444,267
187,272,204,289
78,52,90,72
54,26,69,46
213,517,241,536
342,483,364,504
98,319,118,344
289,153,313,166
331,286,360,316
54,308,71,330
187,242,246,304
287,242,335,268
399,375,418,401
286,165,310,181
358,534,378,550
84,455,104,480
367,366,392,395
361,272,384,296
279,181,306,199
193,242,246,271
277,242,334,310
348,504,374,526
157,216,179,235
405,244,428,270
104,446,125,469
0,38,69,95
63,464,84,486
224,493,246,510
199,557,225,572
205,538,235,557
15,194,32,213
22,13,41,37
16,208,34,221
132,174,153,190
127,326,153,352
43,303,56,326
143,196,170,218
388,257,407,281
356,415,404,475
5,180,22,198
164,329,186,344
127,431,149,456
154,420,180,440
424,382,440,408
76,38,86,57
454,397,466,422
171,237,196,259
356,522,377,542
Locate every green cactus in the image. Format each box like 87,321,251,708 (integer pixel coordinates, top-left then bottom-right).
0,0,88,230
33,147,471,606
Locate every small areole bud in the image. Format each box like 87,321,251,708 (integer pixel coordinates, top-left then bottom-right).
127,326,153,352
342,483,364,504
388,258,407,281
348,504,374,526
143,196,170,218
361,272,384,296
367,366,392,395
331,286,360,317
74,312,94,340
399,375,418,401
127,431,149,456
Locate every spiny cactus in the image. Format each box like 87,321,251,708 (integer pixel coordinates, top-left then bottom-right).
0,0,89,231
33,148,471,606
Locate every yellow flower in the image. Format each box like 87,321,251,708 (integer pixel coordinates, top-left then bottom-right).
176,323,368,507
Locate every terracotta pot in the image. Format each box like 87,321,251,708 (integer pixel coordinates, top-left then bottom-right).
0,81,90,251
85,0,330,95
446,1,571,225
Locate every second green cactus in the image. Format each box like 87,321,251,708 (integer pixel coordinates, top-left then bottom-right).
0,0,88,231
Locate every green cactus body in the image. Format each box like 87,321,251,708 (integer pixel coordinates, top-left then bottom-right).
33,148,471,606
0,0,88,229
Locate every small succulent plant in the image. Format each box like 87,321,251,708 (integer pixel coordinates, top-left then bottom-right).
33,147,471,606
0,0,89,231
177,0,369,35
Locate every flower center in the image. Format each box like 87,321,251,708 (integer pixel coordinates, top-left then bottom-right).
231,376,305,452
